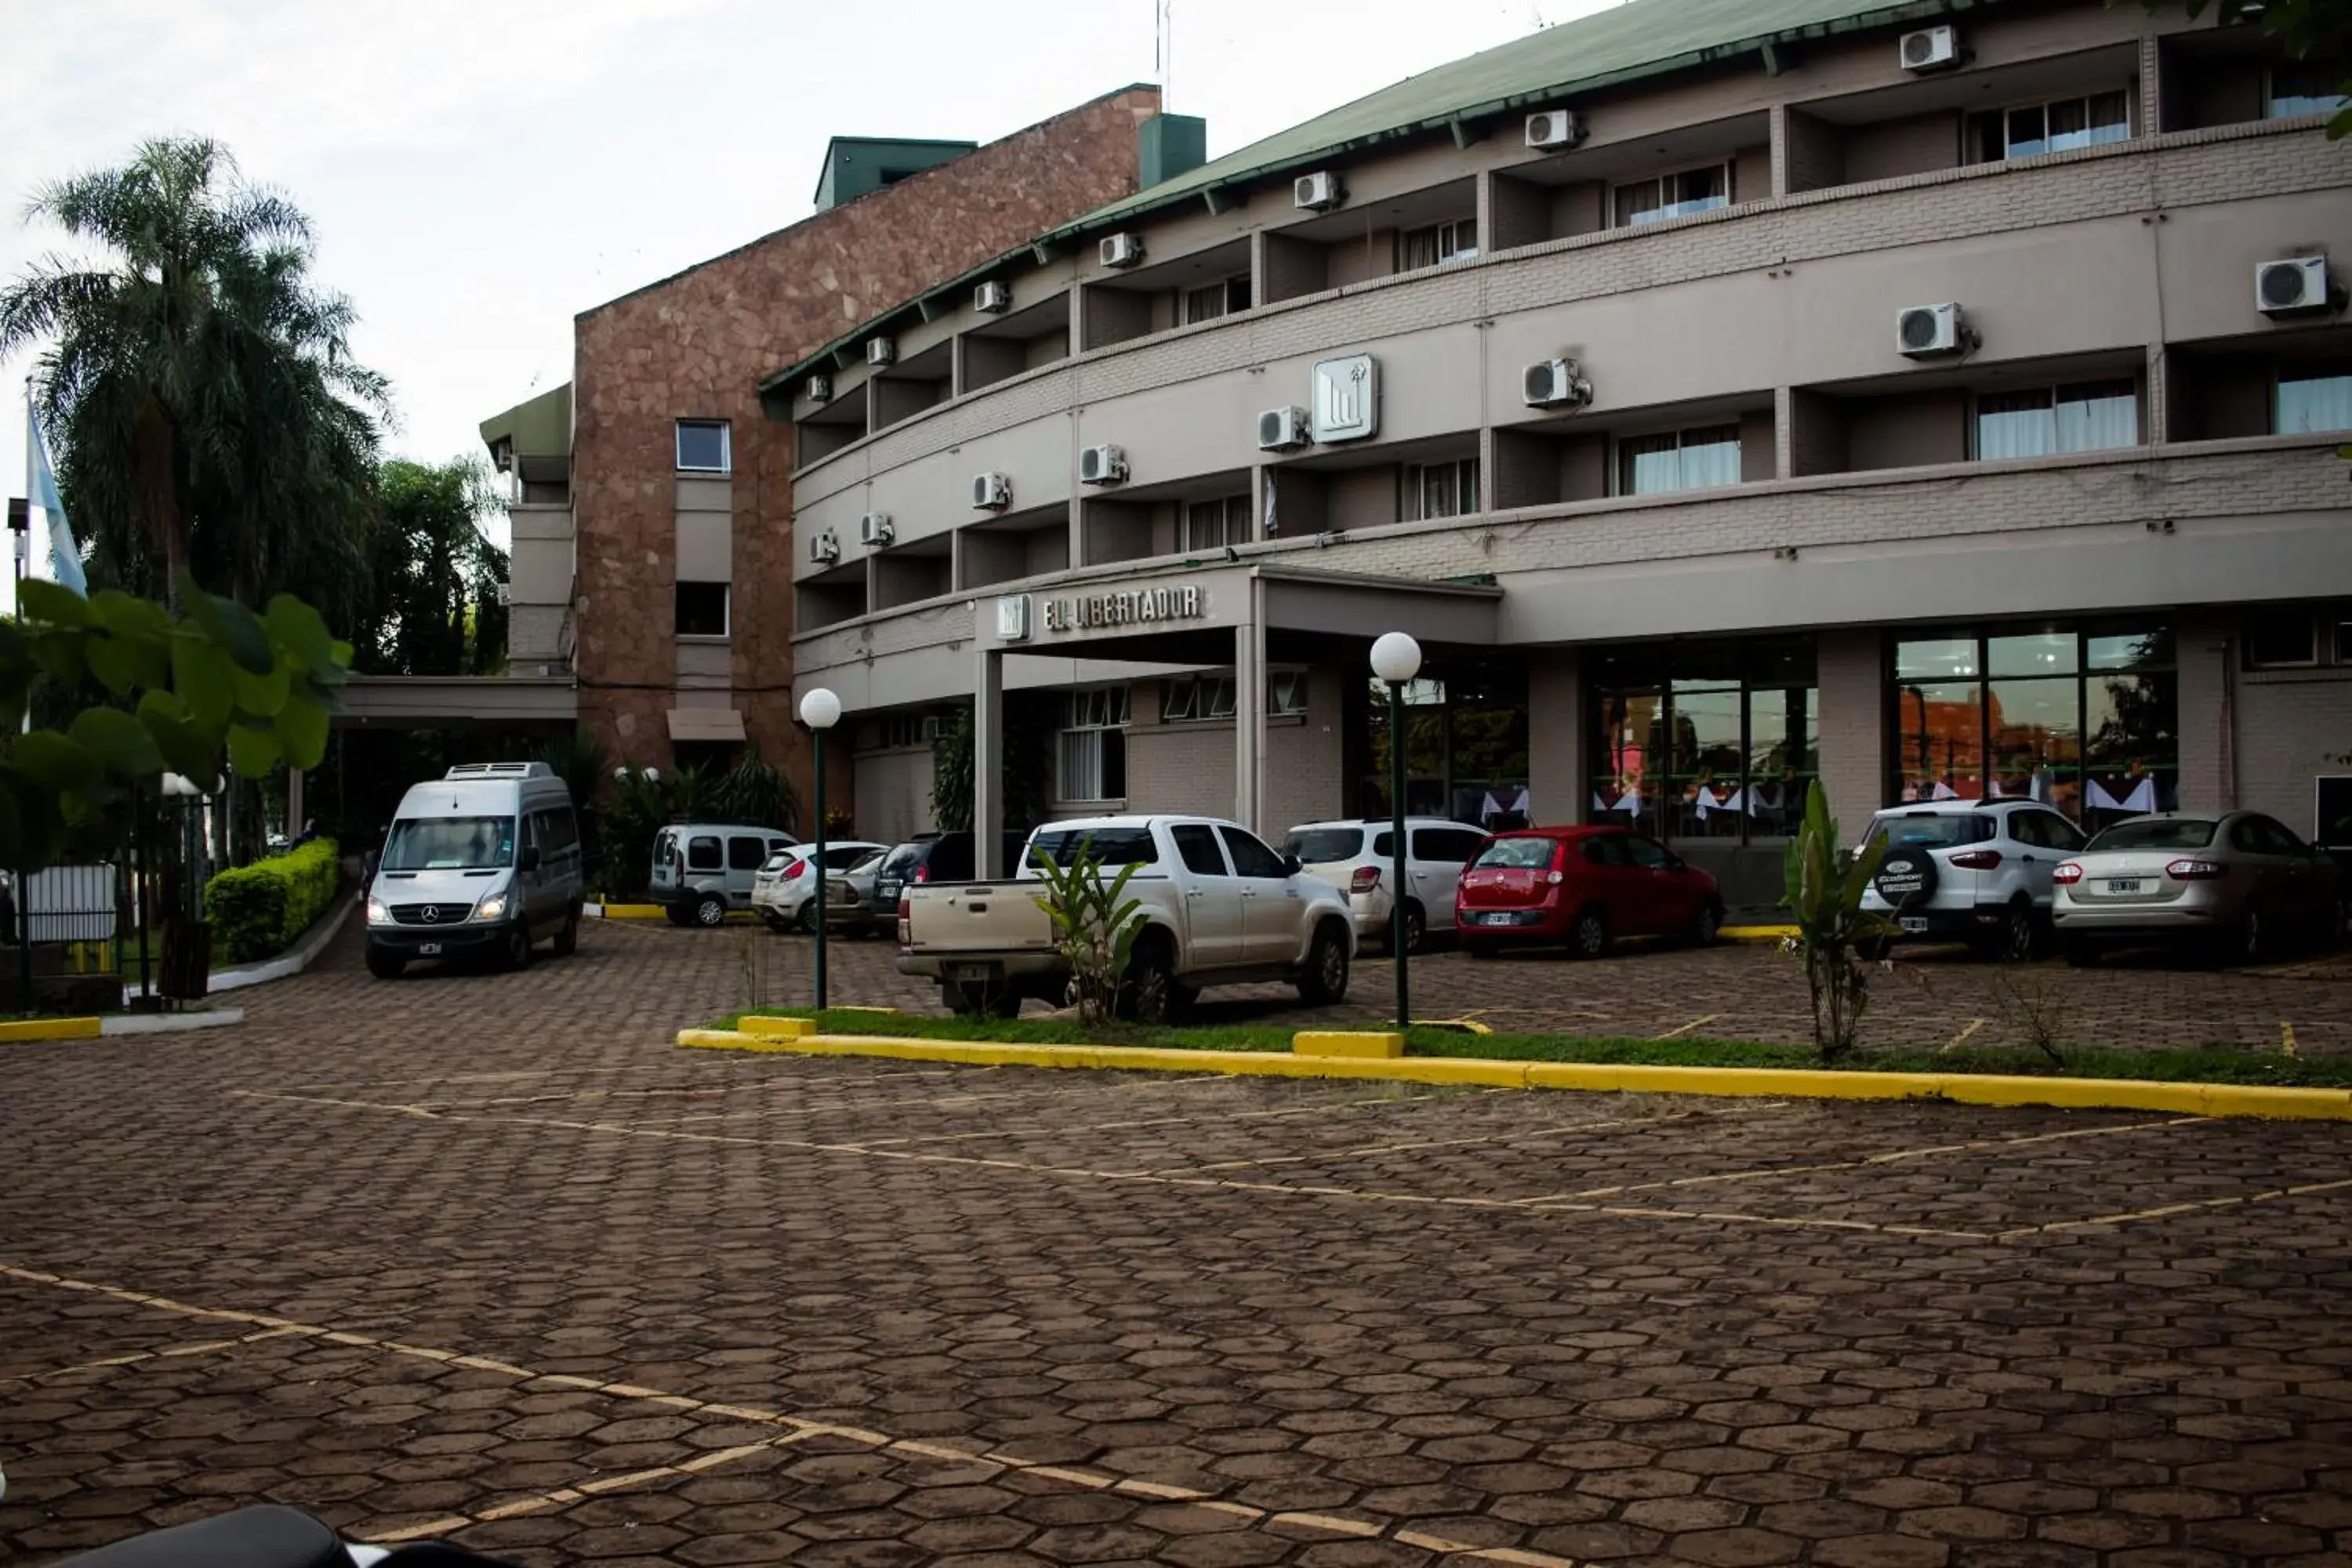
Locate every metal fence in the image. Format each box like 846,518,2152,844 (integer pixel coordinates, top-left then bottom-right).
9,864,125,975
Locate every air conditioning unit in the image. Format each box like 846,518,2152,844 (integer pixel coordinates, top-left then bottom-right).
1099,233,1145,269
866,336,895,367
975,280,1012,314
1079,444,1128,485
1523,358,1593,409
1525,111,1585,151
920,714,943,742
809,528,840,564
1896,302,1969,358
805,373,832,404
494,582,510,606
972,472,1012,510
1258,407,1311,452
858,513,895,546
2256,254,2332,316
1900,25,1960,72
1294,171,1344,211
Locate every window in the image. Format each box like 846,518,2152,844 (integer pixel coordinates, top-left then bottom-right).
1411,827,1484,864
1583,836,1628,866
727,836,768,872
1362,659,1528,826
1181,275,1251,325
1976,380,2139,459
676,581,730,637
1056,687,1129,803
1970,91,2130,162
1892,624,2176,830
1405,459,1480,521
1218,826,1287,878
1588,637,1817,842
1171,823,1228,877
1474,837,1556,870
1180,494,1250,552
686,835,723,872
1624,836,1676,872
876,714,930,750
383,816,516,871
1613,164,1728,227
534,808,581,856
1027,826,1159,866
1617,425,1742,496
1162,677,1236,722
2278,365,2352,435
1283,827,1363,863
2269,62,2349,119
2243,604,2352,670
2089,817,2216,852
676,420,731,474
2012,811,2087,851
1269,670,1309,717
1401,220,1478,270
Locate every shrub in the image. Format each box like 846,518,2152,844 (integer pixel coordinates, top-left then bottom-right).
1780,782,1894,1062
204,838,341,964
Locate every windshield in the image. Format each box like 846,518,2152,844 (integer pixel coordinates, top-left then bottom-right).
384,815,515,871
1867,812,1994,848
1283,828,1364,864
1472,836,1555,870
2088,818,2218,852
1026,827,1159,868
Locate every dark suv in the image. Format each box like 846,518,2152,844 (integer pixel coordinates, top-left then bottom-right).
871,832,1029,924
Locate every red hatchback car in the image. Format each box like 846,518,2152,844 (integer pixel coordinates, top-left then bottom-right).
1455,826,1725,958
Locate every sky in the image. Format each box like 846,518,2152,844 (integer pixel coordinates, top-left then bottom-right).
1,0,1619,582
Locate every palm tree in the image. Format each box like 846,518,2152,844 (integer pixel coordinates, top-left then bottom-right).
0,136,389,614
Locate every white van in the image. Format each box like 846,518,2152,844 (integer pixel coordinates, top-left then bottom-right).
365,763,584,978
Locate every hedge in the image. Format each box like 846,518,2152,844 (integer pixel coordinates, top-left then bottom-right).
204,838,342,964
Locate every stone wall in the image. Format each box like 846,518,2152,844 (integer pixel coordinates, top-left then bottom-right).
571,83,1163,789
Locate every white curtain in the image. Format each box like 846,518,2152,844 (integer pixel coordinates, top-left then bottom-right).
2055,383,2139,452
1978,390,2056,459
1679,430,1743,489
2280,373,2352,434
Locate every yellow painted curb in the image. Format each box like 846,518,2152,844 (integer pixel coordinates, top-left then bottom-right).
1720,924,1798,942
739,1015,815,1040
600,904,669,920
1294,1030,1405,1059
0,1016,103,1042
674,1029,2352,1121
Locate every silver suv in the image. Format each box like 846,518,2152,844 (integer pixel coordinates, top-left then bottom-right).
1858,800,2089,960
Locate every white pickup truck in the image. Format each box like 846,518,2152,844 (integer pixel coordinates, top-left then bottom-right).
895,815,1357,1020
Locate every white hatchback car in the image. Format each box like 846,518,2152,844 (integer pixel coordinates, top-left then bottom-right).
1858,799,2089,960
1280,817,1490,953
751,840,888,933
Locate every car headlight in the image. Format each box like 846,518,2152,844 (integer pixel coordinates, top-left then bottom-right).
474,892,508,923
366,895,390,924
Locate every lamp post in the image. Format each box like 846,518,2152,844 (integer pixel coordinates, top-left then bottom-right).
800,688,842,1011
1369,632,1421,1034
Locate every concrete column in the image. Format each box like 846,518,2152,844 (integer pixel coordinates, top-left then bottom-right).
2138,34,2164,139
1232,585,1265,832
1769,103,1791,198
1773,386,1795,479
2175,607,2235,814
1816,628,1887,836
973,647,1004,877
949,332,968,399
1526,648,1585,826
285,768,306,834
1473,169,1498,257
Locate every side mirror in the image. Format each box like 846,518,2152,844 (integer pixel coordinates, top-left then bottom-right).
1283,853,1302,877
517,846,542,873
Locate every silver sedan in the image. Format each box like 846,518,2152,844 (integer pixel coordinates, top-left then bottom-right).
2053,810,2343,965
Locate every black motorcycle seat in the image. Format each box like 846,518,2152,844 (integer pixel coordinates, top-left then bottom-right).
56,1505,352,1568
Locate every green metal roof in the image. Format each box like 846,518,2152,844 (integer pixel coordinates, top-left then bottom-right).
760,0,1987,402
479,382,572,459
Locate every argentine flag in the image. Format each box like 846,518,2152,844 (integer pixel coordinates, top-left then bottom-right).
25,399,89,597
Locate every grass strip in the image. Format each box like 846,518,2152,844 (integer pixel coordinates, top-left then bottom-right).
706,1009,2352,1089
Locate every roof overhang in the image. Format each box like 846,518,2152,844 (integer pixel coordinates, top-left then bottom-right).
478,383,573,463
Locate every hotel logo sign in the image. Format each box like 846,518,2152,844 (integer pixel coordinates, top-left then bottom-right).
1043,583,1204,633
1312,354,1378,442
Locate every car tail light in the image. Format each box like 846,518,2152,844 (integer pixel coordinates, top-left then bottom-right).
784,859,807,880
2052,862,2084,884
1947,849,2004,869
1350,866,1381,894
897,896,911,946
2166,858,2227,880
913,864,931,884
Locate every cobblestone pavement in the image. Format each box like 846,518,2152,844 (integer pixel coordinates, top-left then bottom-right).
3,920,2351,1567
763,920,2352,1057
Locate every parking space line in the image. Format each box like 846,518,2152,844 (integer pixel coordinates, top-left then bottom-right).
1653,1013,1722,1040
0,1325,306,1387
1522,1116,2210,1205
1999,1174,2352,1238
0,1260,1578,1568
1944,1018,1987,1053
1163,1105,1722,1174
864,1091,1465,1149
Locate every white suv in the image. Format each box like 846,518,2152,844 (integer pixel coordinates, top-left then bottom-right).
1280,818,1488,953
1858,800,2089,960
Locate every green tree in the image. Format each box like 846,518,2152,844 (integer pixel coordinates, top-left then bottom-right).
355,457,509,676
0,136,390,617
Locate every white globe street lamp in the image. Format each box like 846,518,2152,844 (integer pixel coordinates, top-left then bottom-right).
799,688,843,1009
1367,633,1422,1031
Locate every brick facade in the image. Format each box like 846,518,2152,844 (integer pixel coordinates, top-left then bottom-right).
569,84,1162,798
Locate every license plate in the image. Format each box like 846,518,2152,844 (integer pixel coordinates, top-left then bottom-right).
1899,916,1929,933
947,962,994,982
1479,913,1514,927
2106,878,2143,895
419,942,442,956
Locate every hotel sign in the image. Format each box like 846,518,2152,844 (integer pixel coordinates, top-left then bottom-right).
1042,583,1205,633
1312,354,1378,442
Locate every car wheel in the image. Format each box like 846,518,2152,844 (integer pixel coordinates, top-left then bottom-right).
1687,902,1722,947
2062,937,2100,968
1297,919,1352,1005
762,913,789,934
365,949,405,980
1570,907,1610,960
1118,936,1180,1024
664,906,692,928
503,922,533,971
1384,902,1427,956
796,901,822,936
1998,899,2038,963
694,894,728,928
554,912,579,957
